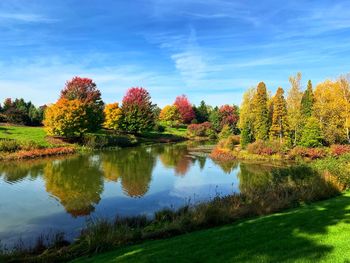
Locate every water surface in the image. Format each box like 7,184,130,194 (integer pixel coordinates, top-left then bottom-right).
0,142,281,246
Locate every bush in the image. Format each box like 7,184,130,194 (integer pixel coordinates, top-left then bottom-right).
209,147,237,161
218,125,232,140
82,133,138,149
330,144,350,157
187,122,214,138
246,140,287,156
217,135,240,151
154,123,165,132
0,139,21,152
288,146,327,160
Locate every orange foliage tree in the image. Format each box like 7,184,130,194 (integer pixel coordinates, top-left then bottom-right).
103,102,123,131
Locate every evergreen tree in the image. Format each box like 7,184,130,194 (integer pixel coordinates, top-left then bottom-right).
196,100,209,123
239,88,255,147
209,106,220,132
300,117,323,147
270,87,289,142
301,80,314,118
253,82,269,140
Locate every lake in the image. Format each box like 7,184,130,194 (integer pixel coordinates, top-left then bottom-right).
0,142,283,247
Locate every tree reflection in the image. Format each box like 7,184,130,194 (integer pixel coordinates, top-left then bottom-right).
101,146,156,197
212,159,239,174
43,155,104,217
0,159,47,183
159,144,194,176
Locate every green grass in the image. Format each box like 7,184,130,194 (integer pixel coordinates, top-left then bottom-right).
73,191,350,263
0,125,50,147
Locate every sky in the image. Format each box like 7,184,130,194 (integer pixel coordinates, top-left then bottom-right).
1,0,350,107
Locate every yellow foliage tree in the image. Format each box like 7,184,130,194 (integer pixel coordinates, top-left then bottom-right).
43,98,89,137
103,102,123,131
159,105,181,127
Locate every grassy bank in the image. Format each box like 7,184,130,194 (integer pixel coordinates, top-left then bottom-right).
73,190,350,263
0,125,188,160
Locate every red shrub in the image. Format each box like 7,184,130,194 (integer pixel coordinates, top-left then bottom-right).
8,147,76,160
288,146,327,160
246,140,279,156
210,148,236,161
187,122,213,137
330,144,350,157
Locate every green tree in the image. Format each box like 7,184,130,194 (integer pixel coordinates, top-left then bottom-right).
196,100,209,123
253,82,269,140
270,87,289,143
209,106,220,132
159,105,182,127
300,117,323,147
287,72,303,146
301,80,314,118
239,88,256,147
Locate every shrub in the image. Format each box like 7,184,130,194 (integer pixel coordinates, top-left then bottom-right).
0,139,21,152
246,140,287,156
217,135,240,151
330,144,350,157
288,146,327,160
187,122,214,137
209,147,237,161
218,125,232,140
82,133,137,149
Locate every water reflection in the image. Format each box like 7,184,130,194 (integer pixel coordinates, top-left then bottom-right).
0,143,293,220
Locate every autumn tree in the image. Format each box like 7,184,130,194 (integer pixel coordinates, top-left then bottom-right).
339,75,350,143
253,82,269,140
270,87,289,143
218,104,239,133
313,80,348,144
43,98,89,137
174,95,195,124
300,117,323,147
301,80,314,118
287,72,303,146
121,87,155,133
103,102,123,131
159,105,181,127
60,77,104,131
239,88,256,147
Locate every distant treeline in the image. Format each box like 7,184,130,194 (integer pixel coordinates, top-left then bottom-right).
0,98,45,126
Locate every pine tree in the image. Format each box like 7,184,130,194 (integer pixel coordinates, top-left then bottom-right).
301,80,314,118
270,87,289,142
300,117,323,147
253,82,269,140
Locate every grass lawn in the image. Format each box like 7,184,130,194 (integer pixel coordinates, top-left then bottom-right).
0,125,50,147
73,191,350,263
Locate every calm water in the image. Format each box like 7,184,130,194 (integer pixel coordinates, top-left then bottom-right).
0,142,280,246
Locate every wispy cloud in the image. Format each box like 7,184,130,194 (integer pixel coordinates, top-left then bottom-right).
0,13,56,23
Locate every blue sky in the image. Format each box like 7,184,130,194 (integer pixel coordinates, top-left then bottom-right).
1,0,350,107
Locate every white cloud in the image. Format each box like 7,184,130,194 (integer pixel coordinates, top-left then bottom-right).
0,13,56,23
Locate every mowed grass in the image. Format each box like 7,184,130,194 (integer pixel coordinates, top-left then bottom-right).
0,125,50,147
73,191,350,263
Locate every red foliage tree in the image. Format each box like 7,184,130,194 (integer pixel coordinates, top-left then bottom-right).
60,77,104,132
219,104,239,130
174,95,195,124
121,87,155,133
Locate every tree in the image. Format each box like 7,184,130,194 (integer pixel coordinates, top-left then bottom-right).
300,117,323,147
195,100,209,123
313,80,348,144
339,75,350,143
287,72,303,145
239,88,256,147
43,98,89,137
209,106,220,132
253,82,269,140
218,104,239,133
301,80,314,118
103,103,123,131
60,77,104,132
174,95,195,124
159,105,181,127
121,87,155,133
270,87,289,143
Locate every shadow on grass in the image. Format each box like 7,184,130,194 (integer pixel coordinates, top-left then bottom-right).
76,193,350,263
